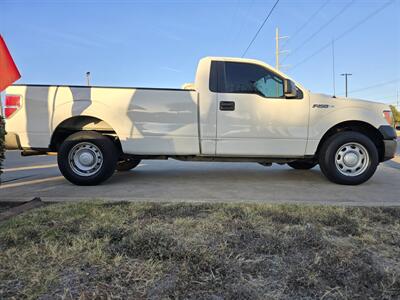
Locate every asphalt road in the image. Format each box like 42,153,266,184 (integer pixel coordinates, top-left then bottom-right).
1,145,399,205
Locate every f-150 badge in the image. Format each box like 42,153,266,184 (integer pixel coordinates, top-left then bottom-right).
312,104,334,108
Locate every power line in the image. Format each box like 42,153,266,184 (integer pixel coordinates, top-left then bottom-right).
282,0,330,48
350,94,397,102
378,94,399,100
368,93,400,106
340,79,400,95
227,0,242,48
231,0,256,49
241,0,280,57
290,0,395,70
282,0,355,63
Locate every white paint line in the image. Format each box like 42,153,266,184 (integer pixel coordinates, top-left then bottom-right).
4,164,58,172
4,163,146,173
0,176,65,189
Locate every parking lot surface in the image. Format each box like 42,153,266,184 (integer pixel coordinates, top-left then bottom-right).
1,147,399,206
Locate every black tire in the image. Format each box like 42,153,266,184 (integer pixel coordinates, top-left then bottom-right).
318,131,379,185
57,131,118,186
116,158,141,171
287,160,317,170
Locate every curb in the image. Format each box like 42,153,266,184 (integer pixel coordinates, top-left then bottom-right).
0,197,44,222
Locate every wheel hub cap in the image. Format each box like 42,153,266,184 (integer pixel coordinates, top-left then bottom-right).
68,142,103,177
78,151,95,166
343,152,358,167
335,142,369,177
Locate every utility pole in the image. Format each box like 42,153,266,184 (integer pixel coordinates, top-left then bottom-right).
275,27,289,71
86,72,91,86
341,73,352,97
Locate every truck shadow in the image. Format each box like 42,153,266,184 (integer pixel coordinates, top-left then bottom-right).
108,163,326,185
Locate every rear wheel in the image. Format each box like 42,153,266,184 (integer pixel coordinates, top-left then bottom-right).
287,160,317,170
318,131,378,185
116,158,141,171
58,131,118,185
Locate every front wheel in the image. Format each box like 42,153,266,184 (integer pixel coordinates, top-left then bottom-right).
58,131,118,185
319,131,379,185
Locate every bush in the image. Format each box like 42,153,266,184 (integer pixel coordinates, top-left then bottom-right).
0,115,5,178
390,105,400,124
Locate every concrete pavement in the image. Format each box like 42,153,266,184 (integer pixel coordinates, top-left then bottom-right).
1,145,399,205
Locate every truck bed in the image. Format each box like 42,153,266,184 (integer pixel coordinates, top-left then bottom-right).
5,84,200,155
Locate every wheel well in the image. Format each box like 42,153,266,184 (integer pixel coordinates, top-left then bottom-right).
50,116,122,153
316,121,385,161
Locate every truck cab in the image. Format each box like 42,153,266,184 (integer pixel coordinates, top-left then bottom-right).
195,57,309,157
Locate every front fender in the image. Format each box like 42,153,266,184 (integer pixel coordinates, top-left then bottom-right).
306,107,384,155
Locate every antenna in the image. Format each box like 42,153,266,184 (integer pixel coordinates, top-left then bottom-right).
332,39,336,97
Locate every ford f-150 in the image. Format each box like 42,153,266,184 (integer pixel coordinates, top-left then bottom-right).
3,57,397,185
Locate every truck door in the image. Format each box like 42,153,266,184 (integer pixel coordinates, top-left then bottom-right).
212,61,309,157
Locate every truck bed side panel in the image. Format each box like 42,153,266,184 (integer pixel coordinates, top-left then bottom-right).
5,85,200,155
113,88,200,155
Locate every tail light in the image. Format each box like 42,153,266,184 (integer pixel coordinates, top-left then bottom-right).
4,94,21,119
383,110,393,125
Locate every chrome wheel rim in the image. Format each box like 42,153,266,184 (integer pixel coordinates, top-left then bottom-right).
335,142,369,177
68,142,103,176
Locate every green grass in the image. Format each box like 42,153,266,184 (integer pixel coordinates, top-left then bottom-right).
0,202,399,299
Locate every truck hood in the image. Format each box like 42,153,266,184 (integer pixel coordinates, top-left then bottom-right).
310,93,390,111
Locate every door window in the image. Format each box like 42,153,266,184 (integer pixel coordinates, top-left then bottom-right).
210,61,284,98
253,74,284,98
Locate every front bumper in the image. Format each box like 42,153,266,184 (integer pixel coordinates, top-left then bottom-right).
379,126,397,161
382,139,397,161
5,132,22,150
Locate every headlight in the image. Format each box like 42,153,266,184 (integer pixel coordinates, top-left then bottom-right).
383,110,393,125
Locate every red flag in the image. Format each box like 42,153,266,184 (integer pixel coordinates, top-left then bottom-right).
0,34,21,92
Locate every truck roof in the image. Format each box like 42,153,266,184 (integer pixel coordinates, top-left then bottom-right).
202,56,305,91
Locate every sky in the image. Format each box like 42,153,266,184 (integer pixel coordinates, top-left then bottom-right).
1,0,399,106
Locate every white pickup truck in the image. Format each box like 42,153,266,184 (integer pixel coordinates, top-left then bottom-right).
3,57,397,185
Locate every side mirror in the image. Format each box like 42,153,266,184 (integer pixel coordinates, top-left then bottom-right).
284,79,297,98
396,125,400,131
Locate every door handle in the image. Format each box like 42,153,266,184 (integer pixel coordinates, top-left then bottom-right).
219,101,235,111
